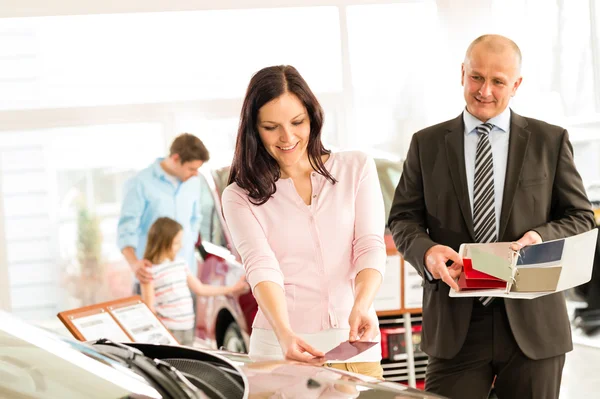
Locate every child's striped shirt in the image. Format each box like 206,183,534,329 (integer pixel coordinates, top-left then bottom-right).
151,258,194,330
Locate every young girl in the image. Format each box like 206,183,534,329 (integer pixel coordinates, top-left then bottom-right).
141,217,248,346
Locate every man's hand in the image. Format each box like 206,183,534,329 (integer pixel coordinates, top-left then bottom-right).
131,258,153,283
510,230,543,251
424,245,463,291
348,304,378,342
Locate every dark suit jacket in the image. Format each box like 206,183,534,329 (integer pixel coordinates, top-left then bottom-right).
388,110,595,360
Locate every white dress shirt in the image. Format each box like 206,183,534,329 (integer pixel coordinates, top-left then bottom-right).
423,108,512,282
463,107,512,238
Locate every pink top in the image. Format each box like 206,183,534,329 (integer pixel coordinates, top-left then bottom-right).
222,151,386,333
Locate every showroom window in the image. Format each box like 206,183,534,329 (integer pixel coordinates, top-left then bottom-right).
0,7,343,111
0,6,348,323
346,2,439,155
2,1,600,323
490,0,596,120
0,123,164,321
346,0,598,155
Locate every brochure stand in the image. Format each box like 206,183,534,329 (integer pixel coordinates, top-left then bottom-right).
57,295,179,345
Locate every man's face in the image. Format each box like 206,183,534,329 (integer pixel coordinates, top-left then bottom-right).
172,156,203,182
461,44,522,122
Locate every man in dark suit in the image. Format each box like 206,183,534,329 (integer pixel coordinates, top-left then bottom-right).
388,34,595,399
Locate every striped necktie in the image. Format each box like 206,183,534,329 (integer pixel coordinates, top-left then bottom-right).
473,122,496,306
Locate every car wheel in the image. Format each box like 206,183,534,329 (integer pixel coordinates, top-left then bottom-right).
223,322,246,353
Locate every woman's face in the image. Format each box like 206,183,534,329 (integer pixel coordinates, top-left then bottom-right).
256,92,311,173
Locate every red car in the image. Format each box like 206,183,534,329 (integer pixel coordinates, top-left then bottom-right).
193,156,417,359
194,166,257,352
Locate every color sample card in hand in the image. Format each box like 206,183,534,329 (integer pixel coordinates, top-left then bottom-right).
450,229,599,299
324,340,377,361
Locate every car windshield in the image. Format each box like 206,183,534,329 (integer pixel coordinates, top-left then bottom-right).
212,167,230,197
0,311,161,399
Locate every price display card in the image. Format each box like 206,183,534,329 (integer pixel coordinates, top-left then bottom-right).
58,296,178,345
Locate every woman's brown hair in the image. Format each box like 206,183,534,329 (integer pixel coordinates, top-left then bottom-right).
228,65,336,205
144,217,183,264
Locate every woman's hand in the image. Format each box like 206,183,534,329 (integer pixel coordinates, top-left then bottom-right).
277,329,325,363
348,304,378,342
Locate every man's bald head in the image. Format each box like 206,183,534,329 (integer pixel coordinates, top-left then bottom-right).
465,34,522,74
461,34,523,122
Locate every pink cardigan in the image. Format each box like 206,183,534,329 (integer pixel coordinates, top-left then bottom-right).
222,151,386,333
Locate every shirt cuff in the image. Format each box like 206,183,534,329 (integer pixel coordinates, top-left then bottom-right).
423,266,435,282
247,268,285,293
117,234,138,250
355,251,386,279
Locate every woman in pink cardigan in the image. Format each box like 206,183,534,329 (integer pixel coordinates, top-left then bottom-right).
222,65,387,379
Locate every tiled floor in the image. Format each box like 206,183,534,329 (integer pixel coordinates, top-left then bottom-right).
560,300,600,398
561,343,600,398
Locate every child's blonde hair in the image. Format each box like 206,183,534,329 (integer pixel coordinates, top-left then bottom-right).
144,217,183,264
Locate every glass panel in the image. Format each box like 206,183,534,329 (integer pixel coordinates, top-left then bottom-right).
52,125,164,309
348,1,597,156
9,261,56,286
10,284,58,309
347,2,438,153
554,0,595,117
7,239,52,263
91,169,118,206
2,171,48,195
572,140,600,189
0,7,342,110
0,123,165,320
493,0,595,119
0,147,45,171
4,217,51,241
57,170,87,216
3,194,49,218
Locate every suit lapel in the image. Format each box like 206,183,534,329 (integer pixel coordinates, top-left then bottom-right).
499,111,530,240
445,114,476,241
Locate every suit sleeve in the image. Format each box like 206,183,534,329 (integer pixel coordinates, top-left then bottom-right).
532,129,595,240
388,133,437,279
